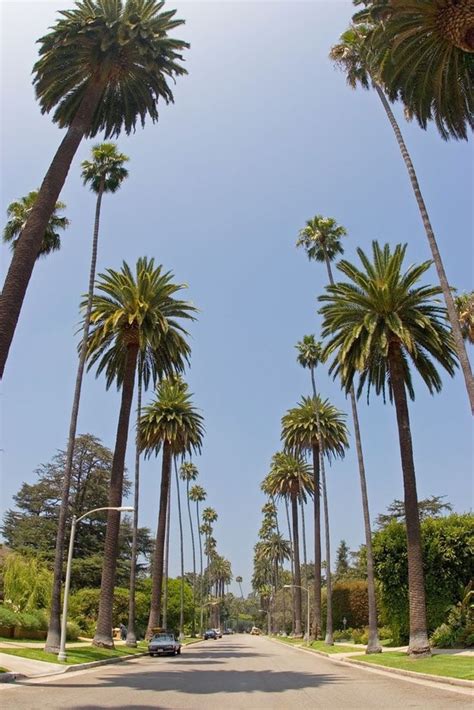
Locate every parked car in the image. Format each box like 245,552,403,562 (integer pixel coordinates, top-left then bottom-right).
223,628,234,635
213,628,223,638
148,632,182,657
250,626,261,636
203,629,217,640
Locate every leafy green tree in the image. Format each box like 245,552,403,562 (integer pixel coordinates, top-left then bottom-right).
375,496,453,529
3,553,52,612
335,540,351,580
47,143,129,653
140,377,204,638
330,27,474,412
0,0,188,377
373,514,474,644
320,241,458,656
262,451,314,636
3,190,69,258
296,219,381,653
281,396,348,640
86,258,195,648
353,0,474,140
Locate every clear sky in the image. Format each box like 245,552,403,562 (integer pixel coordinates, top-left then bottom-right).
1,1,473,596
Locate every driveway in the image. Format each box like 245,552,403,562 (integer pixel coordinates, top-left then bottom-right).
1,633,471,709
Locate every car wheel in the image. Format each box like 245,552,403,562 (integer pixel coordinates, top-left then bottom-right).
177,648,181,655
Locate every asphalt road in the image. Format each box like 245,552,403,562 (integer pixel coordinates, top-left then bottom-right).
1,634,472,709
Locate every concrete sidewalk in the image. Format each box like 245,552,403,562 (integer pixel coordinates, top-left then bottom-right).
0,651,66,678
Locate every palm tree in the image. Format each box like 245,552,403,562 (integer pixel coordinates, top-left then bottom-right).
46,143,129,653
202,507,218,603
126,361,142,647
0,0,188,378
180,461,199,635
455,292,474,344
329,27,474,413
262,451,314,636
189,484,206,634
174,459,185,636
140,378,204,638
85,258,195,648
296,217,384,653
353,0,474,140
162,484,172,629
281,396,348,640
320,241,457,657
3,190,69,258
235,576,244,599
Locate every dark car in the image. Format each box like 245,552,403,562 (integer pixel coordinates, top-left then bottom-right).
148,632,182,657
203,629,217,640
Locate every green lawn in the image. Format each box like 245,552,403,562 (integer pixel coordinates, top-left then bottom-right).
352,652,474,681
0,667,9,672
272,636,361,654
0,636,89,645
0,644,146,665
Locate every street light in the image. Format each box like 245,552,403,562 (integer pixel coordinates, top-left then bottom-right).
284,584,310,644
58,506,134,662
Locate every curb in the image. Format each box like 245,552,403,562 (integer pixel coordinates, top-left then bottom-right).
0,672,26,684
62,651,148,673
267,637,474,690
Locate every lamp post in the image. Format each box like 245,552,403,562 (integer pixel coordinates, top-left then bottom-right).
284,584,310,644
57,506,134,661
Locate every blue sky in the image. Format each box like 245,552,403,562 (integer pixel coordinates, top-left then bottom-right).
1,1,472,596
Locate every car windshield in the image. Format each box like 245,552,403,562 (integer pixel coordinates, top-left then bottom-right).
152,634,174,642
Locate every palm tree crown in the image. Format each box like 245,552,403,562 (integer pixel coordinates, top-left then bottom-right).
353,1,474,140
281,396,349,461
455,292,474,344
34,0,189,137
81,143,129,193
85,257,195,389
3,190,69,257
296,334,323,372
189,484,206,503
180,461,199,483
262,452,314,502
296,215,346,265
319,241,458,400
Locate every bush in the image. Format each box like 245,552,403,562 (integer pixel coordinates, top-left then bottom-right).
66,621,81,641
377,626,392,641
17,610,48,631
322,581,370,632
430,584,474,648
0,605,18,627
333,629,351,641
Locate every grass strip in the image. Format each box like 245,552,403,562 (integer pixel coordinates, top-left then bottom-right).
271,636,361,654
0,644,145,665
351,651,474,681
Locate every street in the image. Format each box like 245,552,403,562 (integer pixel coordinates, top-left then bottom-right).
1,634,472,709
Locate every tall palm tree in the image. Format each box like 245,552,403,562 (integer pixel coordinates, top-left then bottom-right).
46,143,129,653
455,292,474,344
162,483,172,629
235,576,244,599
126,360,142,647
320,241,457,657
202,507,218,604
329,27,474,413
353,0,474,140
262,451,314,636
0,0,189,378
140,378,204,638
180,461,199,635
85,258,195,648
296,216,384,652
281,396,349,640
3,190,69,258
174,459,185,636
189,484,206,634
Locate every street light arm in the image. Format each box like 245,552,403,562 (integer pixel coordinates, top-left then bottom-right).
76,506,133,524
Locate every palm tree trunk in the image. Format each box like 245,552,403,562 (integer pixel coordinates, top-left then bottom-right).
284,498,296,635
323,260,381,653
162,484,171,629
388,341,430,657
126,368,142,647
291,496,303,636
175,459,185,637
350,394,382,653
299,486,308,592
146,441,172,638
374,83,474,414
45,175,106,653
311,442,322,639
0,82,104,378
186,481,197,636
321,465,333,645
196,502,204,636
93,341,139,648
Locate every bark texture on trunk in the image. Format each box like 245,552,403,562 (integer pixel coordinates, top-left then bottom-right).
291,496,303,637
350,390,382,653
93,342,138,648
0,82,103,378
375,83,474,414
146,442,172,638
175,460,185,636
388,341,430,657
126,369,142,647
311,443,322,639
45,177,105,654
284,498,296,635
186,481,197,636
162,484,171,629
321,465,333,645
197,502,204,636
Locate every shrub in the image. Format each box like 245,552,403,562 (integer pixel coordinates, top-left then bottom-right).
333,629,351,641
0,605,18,627
322,581,370,631
430,584,474,648
66,621,81,641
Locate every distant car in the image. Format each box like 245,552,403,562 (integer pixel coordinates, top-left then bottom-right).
213,628,223,638
148,632,181,657
223,628,234,635
203,629,217,640
250,626,261,636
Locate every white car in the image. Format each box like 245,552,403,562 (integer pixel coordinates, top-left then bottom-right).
213,628,223,638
